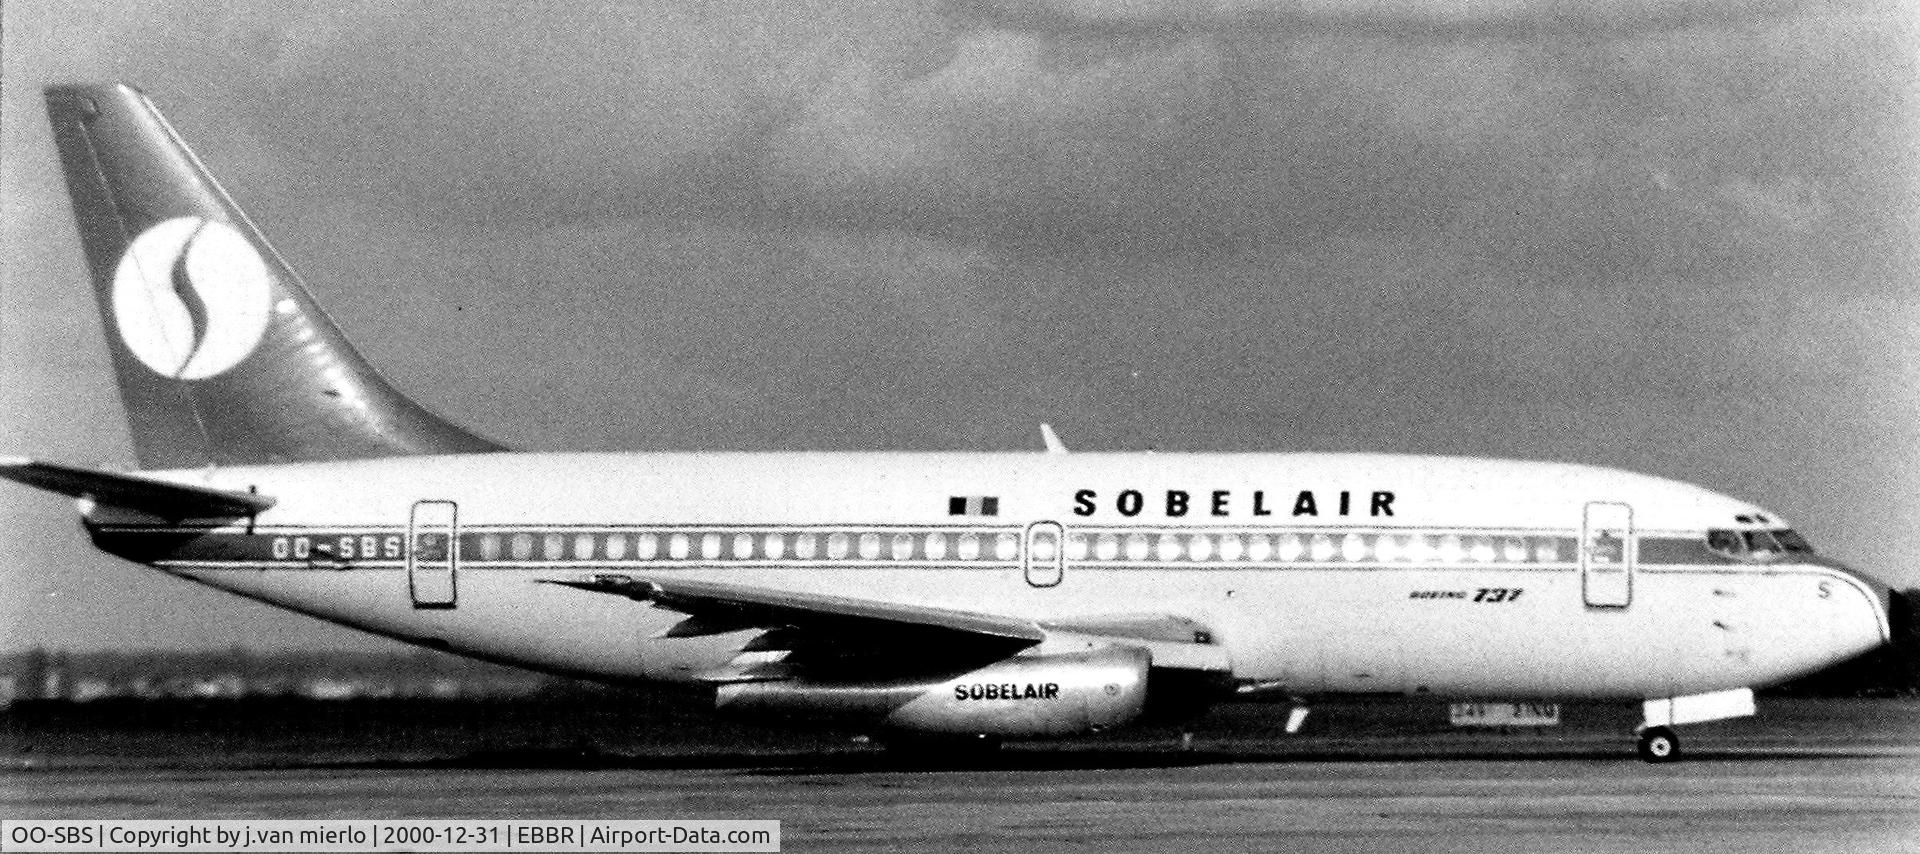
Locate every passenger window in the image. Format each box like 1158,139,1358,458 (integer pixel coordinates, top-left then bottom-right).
1218,534,1243,561
957,534,981,560
763,533,785,560
794,533,817,559
542,533,564,561
1342,534,1368,562
636,533,659,559
511,533,533,560
479,533,502,561
1501,537,1527,563
1066,533,1089,560
1277,535,1305,562
1125,534,1149,561
925,532,948,560
892,533,914,560
1468,537,1496,563
668,533,690,559
1532,537,1561,563
1188,535,1213,562
995,533,1019,560
1095,534,1119,561
1157,535,1182,562
1247,536,1274,562
573,533,594,560
1309,534,1335,562
828,533,850,560
859,533,882,560
701,533,722,560
733,533,755,559
605,533,627,560
1374,535,1401,562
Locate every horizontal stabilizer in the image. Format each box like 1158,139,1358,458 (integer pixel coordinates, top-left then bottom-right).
0,458,274,518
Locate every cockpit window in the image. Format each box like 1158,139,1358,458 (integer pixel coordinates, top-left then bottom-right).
1742,530,1782,558
1707,529,1742,555
1706,528,1814,560
1772,529,1814,553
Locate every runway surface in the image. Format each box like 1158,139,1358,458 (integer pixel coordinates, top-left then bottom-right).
8,747,1920,853
6,698,1920,852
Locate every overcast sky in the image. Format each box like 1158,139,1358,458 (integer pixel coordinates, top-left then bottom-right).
2,0,1914,651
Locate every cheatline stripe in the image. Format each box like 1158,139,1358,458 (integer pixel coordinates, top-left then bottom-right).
101,526,1756,568
154,561,1820,579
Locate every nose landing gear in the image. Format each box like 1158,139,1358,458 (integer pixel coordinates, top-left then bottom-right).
1628,683,1751,763
1634,687,1753,763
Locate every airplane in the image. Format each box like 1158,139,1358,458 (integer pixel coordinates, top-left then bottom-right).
4,83,1901,763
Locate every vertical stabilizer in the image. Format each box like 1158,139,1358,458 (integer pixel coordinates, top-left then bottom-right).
44,84,501,468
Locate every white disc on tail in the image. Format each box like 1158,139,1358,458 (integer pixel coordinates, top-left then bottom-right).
111,217,272,380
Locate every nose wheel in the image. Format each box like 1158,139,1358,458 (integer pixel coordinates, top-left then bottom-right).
1636,726,1680,763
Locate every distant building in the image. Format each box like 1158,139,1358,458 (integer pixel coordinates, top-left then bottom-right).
71,678,116,703
3,647,553,702
42,652,70,702
16,647,50,702
299,678,358,700
186,674,246,699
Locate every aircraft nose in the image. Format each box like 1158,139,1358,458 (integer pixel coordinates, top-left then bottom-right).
1834,561,1898,646
1807,555,1897,646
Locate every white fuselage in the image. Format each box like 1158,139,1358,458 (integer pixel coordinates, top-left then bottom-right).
104,451,1890,701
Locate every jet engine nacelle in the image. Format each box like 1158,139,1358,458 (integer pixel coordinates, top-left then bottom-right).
715,646,1151,737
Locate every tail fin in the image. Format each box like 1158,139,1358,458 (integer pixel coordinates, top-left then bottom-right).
43,83,501,469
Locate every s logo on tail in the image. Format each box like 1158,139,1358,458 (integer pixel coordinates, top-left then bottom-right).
111,217,271,380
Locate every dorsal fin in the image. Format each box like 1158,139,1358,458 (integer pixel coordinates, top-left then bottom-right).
1040,423,1068,455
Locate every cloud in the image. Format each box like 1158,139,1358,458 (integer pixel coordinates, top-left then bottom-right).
5,0,1917,654
952,0,1817,37
75,0,1881,288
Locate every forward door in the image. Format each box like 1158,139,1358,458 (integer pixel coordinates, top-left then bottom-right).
1580,501,1633,608
408,500,458,609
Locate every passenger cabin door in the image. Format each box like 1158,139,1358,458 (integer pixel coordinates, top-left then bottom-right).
1025,521,1063,587
408,500,458,609
1581,502,1633,609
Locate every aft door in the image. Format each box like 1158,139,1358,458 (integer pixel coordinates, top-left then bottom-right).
408,500,458,609
1025,521,1063,587
1581,502,1633,608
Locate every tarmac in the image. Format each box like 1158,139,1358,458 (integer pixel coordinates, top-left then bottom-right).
7,744,1919,853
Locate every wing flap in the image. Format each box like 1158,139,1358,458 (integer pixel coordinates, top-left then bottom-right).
540,573,1233,672
0,458,274,519
1042,613,1232,672
540,573,1046,646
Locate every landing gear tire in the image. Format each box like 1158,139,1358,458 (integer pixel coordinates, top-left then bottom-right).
1637,726,1680,763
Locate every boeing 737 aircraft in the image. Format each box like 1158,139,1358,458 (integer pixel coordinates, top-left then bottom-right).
5,84,1901,762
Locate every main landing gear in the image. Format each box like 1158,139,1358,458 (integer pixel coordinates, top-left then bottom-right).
1636,726,1680,763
